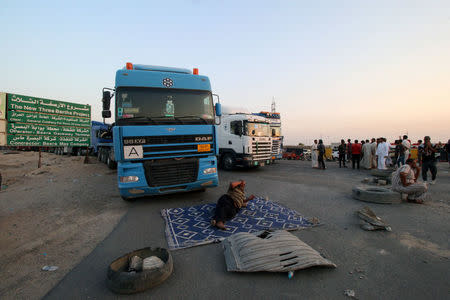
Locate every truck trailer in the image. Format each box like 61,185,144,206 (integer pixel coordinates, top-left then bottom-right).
101,63,222,200
218,113,272,170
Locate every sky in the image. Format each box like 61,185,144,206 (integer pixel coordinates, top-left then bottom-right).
1,0,449,145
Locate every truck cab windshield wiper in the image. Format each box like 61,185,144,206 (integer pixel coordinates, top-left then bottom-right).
118,116,158,125
177,115,209,124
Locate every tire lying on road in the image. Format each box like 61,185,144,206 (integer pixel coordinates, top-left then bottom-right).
352,186,401,204
107,247,173,294
370,169,393,178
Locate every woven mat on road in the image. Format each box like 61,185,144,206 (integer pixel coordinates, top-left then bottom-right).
161,197,315,250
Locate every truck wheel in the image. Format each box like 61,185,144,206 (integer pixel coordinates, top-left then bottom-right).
352,186,401,204
101,150,108,164
97,150,102,161
107,156,117,169
221,153,235,170
121,196,135,202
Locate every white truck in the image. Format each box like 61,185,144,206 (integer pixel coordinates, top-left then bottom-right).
218,113,272,170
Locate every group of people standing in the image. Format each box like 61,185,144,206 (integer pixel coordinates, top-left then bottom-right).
336,137,392,170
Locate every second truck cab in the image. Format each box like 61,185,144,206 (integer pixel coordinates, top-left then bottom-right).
218,113,272,170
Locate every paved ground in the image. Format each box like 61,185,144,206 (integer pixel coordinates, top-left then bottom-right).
0,151,127,299
43,160,450,300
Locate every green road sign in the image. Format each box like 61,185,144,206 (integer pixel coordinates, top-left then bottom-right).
7,135,90,147
7,93,90,118
8,111,90,127
7,123,90,137
4,93,91,147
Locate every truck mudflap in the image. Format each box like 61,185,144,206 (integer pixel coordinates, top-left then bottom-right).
118,156,218,198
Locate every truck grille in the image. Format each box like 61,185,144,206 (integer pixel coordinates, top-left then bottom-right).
272,139,281,155
251,140,272,160
143,158,199,187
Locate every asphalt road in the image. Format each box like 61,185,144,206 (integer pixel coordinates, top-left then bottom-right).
45,160,450,300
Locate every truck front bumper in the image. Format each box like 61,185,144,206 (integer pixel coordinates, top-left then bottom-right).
117,156,219,198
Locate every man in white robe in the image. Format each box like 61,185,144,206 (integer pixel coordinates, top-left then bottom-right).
360,141,372,169
376,138,390,169
370,138,377,168
311,140,318,168
402,135,411,161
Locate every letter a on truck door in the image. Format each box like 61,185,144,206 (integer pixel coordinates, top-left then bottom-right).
124,145,143,159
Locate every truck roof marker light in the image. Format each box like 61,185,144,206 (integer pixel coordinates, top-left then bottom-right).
126,62,133,70
193,68,199,75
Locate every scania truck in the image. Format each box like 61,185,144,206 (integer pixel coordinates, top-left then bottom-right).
101,63,221,200
218,113,272,170
253,111,283,161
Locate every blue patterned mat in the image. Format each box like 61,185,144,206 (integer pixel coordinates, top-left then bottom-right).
161,197,315,250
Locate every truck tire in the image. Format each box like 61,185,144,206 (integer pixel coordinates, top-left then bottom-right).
97,150,102,161
101,150,108,164
106,247,173,294
107,156,117,169
352,186,401,204
221,153,235,170
371,169,393,178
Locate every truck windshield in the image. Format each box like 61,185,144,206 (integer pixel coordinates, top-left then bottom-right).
245,122,270,137
271,125,282,137
115,87,214,125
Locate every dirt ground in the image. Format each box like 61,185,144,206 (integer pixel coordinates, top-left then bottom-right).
0,151,127,299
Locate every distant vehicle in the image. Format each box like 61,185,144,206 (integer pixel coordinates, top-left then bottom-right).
332,150,339,160
253,111,283,162
218,113,272,169
282,146,304,160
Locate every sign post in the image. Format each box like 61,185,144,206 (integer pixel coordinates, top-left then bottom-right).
1,93,91,166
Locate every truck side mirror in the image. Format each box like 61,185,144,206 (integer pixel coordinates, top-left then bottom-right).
215,103,222,117
102,110,111,118
102,91,111,111
102,90,112,119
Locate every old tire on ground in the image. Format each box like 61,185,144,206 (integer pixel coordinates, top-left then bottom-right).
221,153,235,170
352,186,401,204
106,247,173,294
371,169,393,178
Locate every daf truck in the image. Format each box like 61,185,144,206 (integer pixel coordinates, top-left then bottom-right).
101,63,221,200
218,113,272,170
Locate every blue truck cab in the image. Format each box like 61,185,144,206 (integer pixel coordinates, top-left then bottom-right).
101,63,221,200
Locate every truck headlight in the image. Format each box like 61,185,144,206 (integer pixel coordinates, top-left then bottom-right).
203,167,217,174
120,176,139,183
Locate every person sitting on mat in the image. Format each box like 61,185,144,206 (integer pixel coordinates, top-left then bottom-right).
211,180,255,230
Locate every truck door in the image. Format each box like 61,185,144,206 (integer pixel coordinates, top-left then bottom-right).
229,120,244,154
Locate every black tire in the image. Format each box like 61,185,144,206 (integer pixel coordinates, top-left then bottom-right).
101,150,108,164
107,156,117,169
121,196,135,202
371,169,393,178
352,186,401,204
221,153,235,170
97,150,102,161
106,247,173,294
